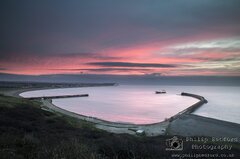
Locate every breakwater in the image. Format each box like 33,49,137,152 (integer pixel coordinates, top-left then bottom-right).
181,92,208,113
26,94,89,100
169,92,208,122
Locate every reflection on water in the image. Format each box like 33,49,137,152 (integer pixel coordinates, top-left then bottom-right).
20,85,240,124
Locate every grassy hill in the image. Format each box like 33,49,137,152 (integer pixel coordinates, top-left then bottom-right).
0,95,169,159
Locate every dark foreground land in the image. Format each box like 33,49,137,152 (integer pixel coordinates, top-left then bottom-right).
0,82,240,159
168,114,240,137
0,94,169,159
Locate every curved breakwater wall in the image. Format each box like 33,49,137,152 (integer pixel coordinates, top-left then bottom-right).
169,92,208,122
22,90,208,136
181,92,208,113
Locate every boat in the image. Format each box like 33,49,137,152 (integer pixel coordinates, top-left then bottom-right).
155,90,166,94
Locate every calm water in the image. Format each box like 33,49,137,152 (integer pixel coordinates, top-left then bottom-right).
20,85,240,124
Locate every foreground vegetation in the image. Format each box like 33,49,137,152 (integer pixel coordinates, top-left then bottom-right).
0,89,239,158
0,94,172,158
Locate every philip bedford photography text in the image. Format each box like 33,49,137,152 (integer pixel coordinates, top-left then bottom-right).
168,136,239,158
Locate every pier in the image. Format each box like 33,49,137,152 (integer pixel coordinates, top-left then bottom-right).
168,92,208,122
26,94,89,100
180,92,208,114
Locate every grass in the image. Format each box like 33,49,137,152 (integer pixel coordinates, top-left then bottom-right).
0,95,99,158
0,94,239,159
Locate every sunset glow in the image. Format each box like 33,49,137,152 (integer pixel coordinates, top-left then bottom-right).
1,1,240,76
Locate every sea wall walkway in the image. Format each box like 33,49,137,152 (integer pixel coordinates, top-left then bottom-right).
168,92,208,122
26,94,89,100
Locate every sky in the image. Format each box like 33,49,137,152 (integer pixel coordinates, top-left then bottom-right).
0,0,240,76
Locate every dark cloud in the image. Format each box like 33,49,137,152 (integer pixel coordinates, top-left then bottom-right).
168,47,240,55
50,68,152,72
171,48,240,55
55,53,121,60
144,73,162,76
194,57,240,62
88,62,176,68
0,68,7,70
0,52,121,63
1,0,240,57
